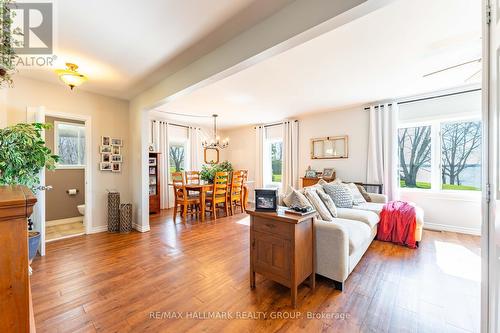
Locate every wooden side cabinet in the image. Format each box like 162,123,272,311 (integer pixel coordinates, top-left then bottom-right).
148,152,160,214
246,208,315,308
0,185,37,333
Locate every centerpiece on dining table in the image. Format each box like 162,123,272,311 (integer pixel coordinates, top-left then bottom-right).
199,160,233,183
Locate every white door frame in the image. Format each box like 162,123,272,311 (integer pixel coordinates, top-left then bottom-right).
44,110,93,236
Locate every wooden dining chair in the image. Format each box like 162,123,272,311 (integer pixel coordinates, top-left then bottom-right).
228,170,245,215
185,171,200,185
172,171,200,223
205,171,229,220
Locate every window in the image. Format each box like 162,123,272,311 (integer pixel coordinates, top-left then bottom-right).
441,121,481,191
263,125,283,188
398,120,481,192
54,121,85,168
398,126,432,189
271,141,283,183
169,142,187,174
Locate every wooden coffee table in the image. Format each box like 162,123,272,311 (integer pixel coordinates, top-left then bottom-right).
246,207,315,308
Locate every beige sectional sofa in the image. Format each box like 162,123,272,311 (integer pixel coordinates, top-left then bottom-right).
296,187,424,291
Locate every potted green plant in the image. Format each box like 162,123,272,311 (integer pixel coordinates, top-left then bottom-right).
0,0,23,88
200,160,233,183
0,123,59,260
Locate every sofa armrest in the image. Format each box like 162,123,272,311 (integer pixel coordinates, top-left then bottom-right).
314,218,349,283
369,193,388,204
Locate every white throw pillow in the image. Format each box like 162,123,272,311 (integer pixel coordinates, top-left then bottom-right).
283,186,312,209
347,183,367,205
317,190,337,217
304,188,333,221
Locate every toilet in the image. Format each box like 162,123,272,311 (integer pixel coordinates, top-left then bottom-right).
77,204,85,216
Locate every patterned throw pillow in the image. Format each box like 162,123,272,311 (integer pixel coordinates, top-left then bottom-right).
322,183,353,208
317,190,337,217
356,184,372,202
347,183,367,205
304,189,333,221
283,187,312,209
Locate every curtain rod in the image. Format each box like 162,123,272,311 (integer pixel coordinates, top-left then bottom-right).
151,120,193,129
254,120,298,129
363,88,481,110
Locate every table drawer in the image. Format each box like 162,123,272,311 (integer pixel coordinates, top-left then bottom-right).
253,216,292,239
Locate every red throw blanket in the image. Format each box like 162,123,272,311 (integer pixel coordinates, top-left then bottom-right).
377,201,417,249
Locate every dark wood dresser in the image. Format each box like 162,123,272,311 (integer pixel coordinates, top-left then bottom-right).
246,207,315,308
0,185,37,333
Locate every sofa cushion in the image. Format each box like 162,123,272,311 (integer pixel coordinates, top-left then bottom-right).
323,183,353,208
304,188,333,221
356,184,372,202
336,208,379,229
283,186,312,209
317,190,338,218
346,183,367,205
355,202,385,216
334,218,371,255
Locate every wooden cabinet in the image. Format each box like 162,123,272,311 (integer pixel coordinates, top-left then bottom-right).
300,175,335,188
0,185,37,333
246,208,315,308
148,152,160,214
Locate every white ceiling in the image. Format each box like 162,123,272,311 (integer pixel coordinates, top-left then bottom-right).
17,0,293,99
154,0,482,129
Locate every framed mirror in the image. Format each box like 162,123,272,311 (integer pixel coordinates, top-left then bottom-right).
310,135,348,159
204,148,219,164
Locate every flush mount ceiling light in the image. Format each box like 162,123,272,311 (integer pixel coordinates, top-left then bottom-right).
202,114,229,150
55,63,88,90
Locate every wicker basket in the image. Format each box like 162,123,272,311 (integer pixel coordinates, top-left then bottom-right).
119,203,132,233
107,192,120,232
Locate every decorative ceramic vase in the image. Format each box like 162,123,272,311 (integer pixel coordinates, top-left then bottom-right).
28,231,40,262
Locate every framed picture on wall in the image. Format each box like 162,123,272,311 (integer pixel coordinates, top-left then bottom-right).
111,155,122,163
100,145,112,153
112,163,121,172
111,138,123,146
149,157,157,166
112,146,120,155
101,136,111,146
102,153,111,163
100,162,112,171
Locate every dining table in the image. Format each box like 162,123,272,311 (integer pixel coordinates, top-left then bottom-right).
169,181,253,222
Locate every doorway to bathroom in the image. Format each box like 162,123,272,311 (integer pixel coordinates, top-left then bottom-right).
43,113,89,242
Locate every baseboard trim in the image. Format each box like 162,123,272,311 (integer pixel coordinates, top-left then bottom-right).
424,222,481,236
46,216,83,227
90,225,108,234
133,223,150,233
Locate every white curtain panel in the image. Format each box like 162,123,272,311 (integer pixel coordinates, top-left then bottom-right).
255,125,265,188
282,120,299,192
152,120,170,209
366,103,399,200
188,126,201,171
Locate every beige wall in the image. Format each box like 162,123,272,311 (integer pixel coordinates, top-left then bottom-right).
5,76,130,232
223,105,369,195
45,116,85,221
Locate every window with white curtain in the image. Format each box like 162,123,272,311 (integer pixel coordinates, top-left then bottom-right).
168,125,188,180
398,90,482,192
263,124,283,188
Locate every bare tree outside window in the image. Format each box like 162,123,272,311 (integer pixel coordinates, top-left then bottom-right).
271,141,282,182
441,121,481,191
169,144,185,173
398,126,431,189
56,123,85,166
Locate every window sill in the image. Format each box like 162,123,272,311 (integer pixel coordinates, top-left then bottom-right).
56,165,86,170
399,187,482,198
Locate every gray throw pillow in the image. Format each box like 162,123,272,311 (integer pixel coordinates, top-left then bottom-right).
317,190,338,217
283,187,312,209
322,183,353,208
347,183,367,205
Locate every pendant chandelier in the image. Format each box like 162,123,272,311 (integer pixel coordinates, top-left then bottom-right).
202,114,229,149
55,63,88,90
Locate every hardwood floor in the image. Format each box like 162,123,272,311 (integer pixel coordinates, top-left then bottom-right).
31,210,480,333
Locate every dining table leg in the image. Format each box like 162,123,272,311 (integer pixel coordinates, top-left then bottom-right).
200,189,206,222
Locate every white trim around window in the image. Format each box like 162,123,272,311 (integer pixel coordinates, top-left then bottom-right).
53,120,86,169
398,115,482,194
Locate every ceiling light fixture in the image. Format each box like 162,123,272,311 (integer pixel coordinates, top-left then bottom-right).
202,114,229,150
55,63,88,90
